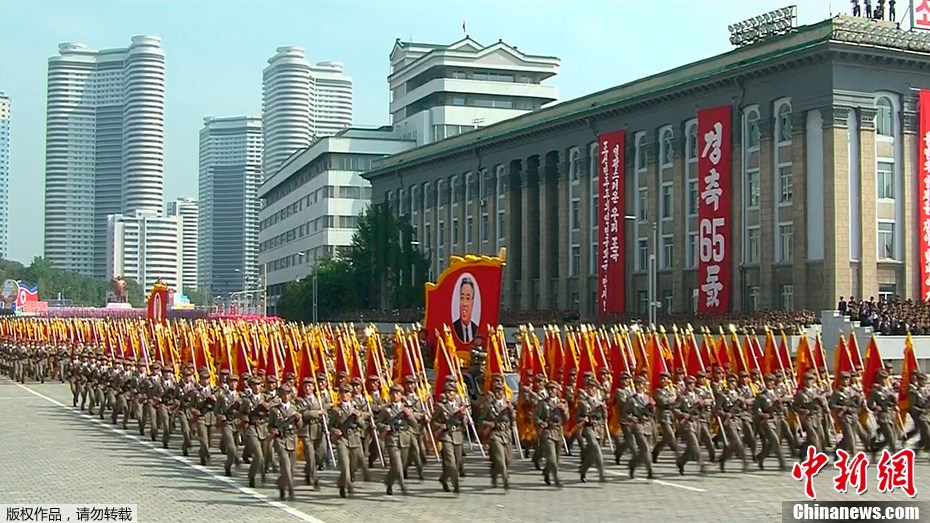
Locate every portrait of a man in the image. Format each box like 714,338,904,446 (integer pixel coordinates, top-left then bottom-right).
452,275,481,344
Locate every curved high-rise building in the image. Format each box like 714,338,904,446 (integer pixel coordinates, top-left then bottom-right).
43,36,166,278
261,47,352,178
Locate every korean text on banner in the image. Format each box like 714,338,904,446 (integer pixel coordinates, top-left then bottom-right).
916,0,930,30
697,105,732,314
598,130,625,315
919,90,930,299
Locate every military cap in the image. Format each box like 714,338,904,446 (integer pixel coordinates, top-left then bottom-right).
228,374,240,382
257,368,267,377
161,366,173,373
876,369,889,379
183,367,194,376
492,373,504,382
764,373,776,381
738,370,749,378
619,372,631,379
316,373,327,380
696,370,707,378
350,377,362,385
389,384,404,394
266,374,278,382
284,372,296,381
659,371,670,378
634,376,647,385
184,363,195,370
198,368,210,379
338,383,352,394
150,360,161,369
568,369,578,375
219,368,230,375
301,376,314,385
598,367,610,375
750,369,761,375
278,384,293,394
545,380,560,390
535,375,547,382
367,375,380,382
675,367,686,374
337,371,349,378
405,375,417,384
916,372,927,381
492,383,505,392
444,375,457,383
249,377,263,385
804,371,817,380
443,382,457,393
727,373,738,381
711,363,722,370
685,376,697,384
839,371,851,379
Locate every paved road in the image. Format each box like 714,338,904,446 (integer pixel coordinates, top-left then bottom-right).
0,379,927,523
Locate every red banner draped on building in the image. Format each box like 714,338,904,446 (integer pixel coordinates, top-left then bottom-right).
696,104,732,314
919,90,930,300
598,130,626,316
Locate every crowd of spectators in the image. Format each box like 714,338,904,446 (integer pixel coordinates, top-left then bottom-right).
838,295,930,335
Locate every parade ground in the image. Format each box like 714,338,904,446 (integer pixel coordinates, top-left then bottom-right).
1,379,925,523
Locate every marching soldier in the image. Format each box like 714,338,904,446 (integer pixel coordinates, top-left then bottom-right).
263,374,281,475
270,384,300,501
157,365,176,448
716,374,748,472
652,371,681,464
349,377,373,481
295,377,323,488
365,375,386,469
736,371,757,460
536,381,567,487
868,369,899,457
378,384,417,495
242,376,270,488
753,373,785,471
434,381,467,493
623,375,655,479
793,372,826,456
216,374,241,476
111,359,130,427
177,366,197,457
576,372,606,483
526,374,548,469
830,371,867,454
908,372,930,455
330,384,364,498
675,375,707,474
774,370,799,454
483,382,514,489
402,376,426,480
193,368,217,466
612,372,633,465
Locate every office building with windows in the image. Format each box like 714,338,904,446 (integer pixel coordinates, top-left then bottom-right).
365,16,930,319
0,92,10,260
44,36,166,278
198,116,263,298
389,37,560,146
166,197,198,293
106,210,182,295
258,127,414,312
261,47,353,177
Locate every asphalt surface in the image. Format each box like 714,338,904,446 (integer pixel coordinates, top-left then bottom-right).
0,378,927,523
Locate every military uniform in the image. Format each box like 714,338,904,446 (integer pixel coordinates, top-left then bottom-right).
193,369,217,466
716,376,748,472
575,378,607,483
752,375,785,470
830,373,868,454
330,386,365,498
622,377,655,479
535,382,567,487
652,373,681,464
378,385,418,495
868,370,899,456
612,375,633,464
434,383,467,493
675,376,708,474
270,385,300,501
216,375,242,476
793,374,826,456
295,378,323,487
908,374,930,454
482,385,514,489
241,377,270,487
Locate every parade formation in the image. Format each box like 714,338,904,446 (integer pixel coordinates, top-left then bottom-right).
1,315,928,504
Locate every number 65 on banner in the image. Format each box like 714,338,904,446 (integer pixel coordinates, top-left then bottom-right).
699,217,726,264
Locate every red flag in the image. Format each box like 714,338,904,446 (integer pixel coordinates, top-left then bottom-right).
685,329,706,377
794,334,815,389
433,334,457,402
899,331,920,412
831,334,854,391
860,335,885,397
647,332,668,395
848,331,863,370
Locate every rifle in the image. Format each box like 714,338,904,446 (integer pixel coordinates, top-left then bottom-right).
315,391,336,467
364,395,385,467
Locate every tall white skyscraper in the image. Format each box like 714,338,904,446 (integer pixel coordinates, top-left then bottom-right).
166,198,198,293
0,92,10,260
198,116,262,297
261,47,352,177
106,210,182,295
44,36,165,278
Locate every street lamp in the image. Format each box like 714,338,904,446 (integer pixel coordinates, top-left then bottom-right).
625,215,658,326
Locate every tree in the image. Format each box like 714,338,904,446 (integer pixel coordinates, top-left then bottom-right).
185,288,207,307
275,256,358,322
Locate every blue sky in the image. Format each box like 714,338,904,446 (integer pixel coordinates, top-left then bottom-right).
0,0,835,265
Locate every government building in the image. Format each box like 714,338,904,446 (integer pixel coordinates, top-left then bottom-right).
364,15,930,320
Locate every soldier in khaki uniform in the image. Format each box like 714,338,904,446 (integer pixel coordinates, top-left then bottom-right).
483,382,514,489
330,384,364,498
241,377,270,488
365,375,386,469
612,372,633,464
868,369,899,458
652,371,681,464
752,373,785,471
295,377,323,488
378,384,417,495
908,373,930,455
830,371,867,454
716,374,748,472
270,384,300,501
434,381,467,493
177,366,197,457
675,375,706,474
576,372,607,483
402,376,426,480
623,375,655,479
216,374,241,476
535,381,567,487
193,368,217,466
794,371,825,457
158,366,176,448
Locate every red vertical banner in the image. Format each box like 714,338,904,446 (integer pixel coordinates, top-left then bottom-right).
598,130,625,316
147,282,169,323
697,105,732,314
919,90,930,300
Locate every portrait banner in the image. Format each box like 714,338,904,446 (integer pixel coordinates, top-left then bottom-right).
696,104,732,314
147,282,169,323
424,254,504,359
919,89,930,299
597,129,625,316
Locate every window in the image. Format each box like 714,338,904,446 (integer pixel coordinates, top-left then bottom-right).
451,176,460,204
638,290,649,315
465,173,474,201
779,166,793,204
687,232,697,268
570,148,581,182
662,236,673,269
779,223,794,262
747,227,760,264
777,103,792,143
877,162,894,200
746,169,760,207
688,180,698,216
663,290,674,314
781,284,794,310
687,125,697,160
637,239,648,271
661,129,673,165
496,166,505,198
876,97,893,137
453,97,466,106
878,222,895,260
570,245,581,277
452,219,459,245
481,214,489,242
465,217,473,245
497,211,505,241
439,222,446,246
590,242,598,276
879,283,896,303
691,288,699,313
748,286,760,312
571,200,580,230
747,110,761,148
637,188,648,221
636,134,647,170
661,184,673,219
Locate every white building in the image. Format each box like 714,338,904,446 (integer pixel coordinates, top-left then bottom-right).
389,37,560,146
166,197,198,293
0,92,10,260
107,210,182,295
261,47,353,177
44,36,165,278
258,127,414,312
198,116,263,297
